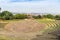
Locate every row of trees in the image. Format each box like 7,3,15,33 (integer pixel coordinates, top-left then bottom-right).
32,14,60,20
43,14,60,20
0,11,60,20
0,11,28,20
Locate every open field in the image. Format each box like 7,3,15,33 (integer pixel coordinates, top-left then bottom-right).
0,19,60,40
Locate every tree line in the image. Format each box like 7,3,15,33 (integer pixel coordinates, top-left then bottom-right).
0,11,60,20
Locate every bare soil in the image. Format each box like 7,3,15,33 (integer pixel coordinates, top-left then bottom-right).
5,19,45,33
0,19,46,40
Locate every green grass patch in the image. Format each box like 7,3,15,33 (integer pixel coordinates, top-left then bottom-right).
0,35,14,40
2,19,24,22
36,18,55,23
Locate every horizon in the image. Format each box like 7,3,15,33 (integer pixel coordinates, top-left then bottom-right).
0,0,60,14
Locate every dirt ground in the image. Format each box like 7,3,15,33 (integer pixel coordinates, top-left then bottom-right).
5,19,45,32
0,19,46,40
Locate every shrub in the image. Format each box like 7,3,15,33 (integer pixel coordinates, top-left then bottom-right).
33,15,42,19
1,11,13,20
55,15,60,20
14,14,27,19
43,14,54,19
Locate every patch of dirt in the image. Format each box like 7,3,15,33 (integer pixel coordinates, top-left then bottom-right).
5,19,45,33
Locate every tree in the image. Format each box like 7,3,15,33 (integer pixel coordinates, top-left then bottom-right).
0,14,1,19
14,14,27,19
55,15,60,20
38,15,42,18
0,8,1,15
1,11,13,20
0,8,1,11
33,15,42,19
43,14,54,19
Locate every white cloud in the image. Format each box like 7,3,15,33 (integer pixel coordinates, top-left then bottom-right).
0,0,60,14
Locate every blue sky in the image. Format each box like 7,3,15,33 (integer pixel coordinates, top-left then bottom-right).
0,0,60,14
11,0,44,2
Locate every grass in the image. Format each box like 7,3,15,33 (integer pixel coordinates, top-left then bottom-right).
0,35,14,40
37,19,56,32
37,18,55,23
2,19,24,23
31,19,60,40
36,19,60,34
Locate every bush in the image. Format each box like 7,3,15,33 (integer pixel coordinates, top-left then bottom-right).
43,14,54,19
0,13,1,16
1,11,13,20
33,15,42,19
55,15,60,20
14,14,27,19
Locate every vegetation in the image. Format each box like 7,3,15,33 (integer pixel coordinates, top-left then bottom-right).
0,35,15,40
33,15,42,19
43,14,54,19
14,14,27,19
0,11,60,20
55,15,60,20
0,11,13,20
31,19,60,40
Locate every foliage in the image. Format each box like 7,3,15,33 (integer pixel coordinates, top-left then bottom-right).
1,11,13,20
33,15,42,19
0,13,1,16
0,35,14,40
55,15,60,20
14,14,27,19
43,14,54,19
0,11,60,20
38,15,42,18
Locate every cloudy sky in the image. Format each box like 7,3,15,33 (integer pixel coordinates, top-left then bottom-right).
0,0,60,14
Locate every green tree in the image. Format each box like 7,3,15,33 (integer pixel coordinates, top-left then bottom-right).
0,8,1,11
43,14,54,19
1,11,13,20
55,15,60,20
0,14,1,19
33,15,42,19
14,14,27,19
38,15,42,18
0,8,1,19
